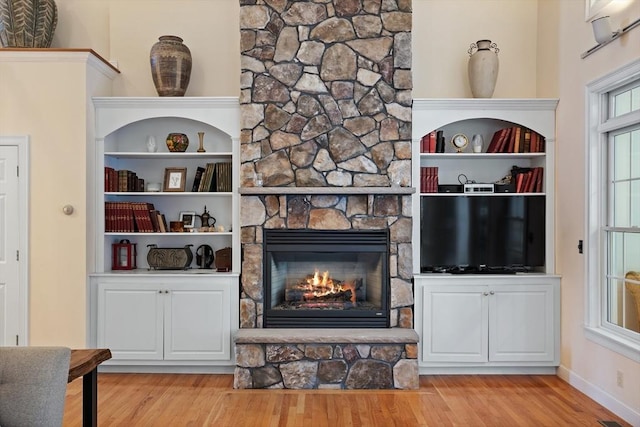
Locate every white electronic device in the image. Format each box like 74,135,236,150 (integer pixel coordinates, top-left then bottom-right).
463,183,495,193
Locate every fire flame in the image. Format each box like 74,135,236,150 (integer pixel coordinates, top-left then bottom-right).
303,270,356,303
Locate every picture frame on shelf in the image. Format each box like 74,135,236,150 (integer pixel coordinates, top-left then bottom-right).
180,211,196,229
163,167,187,192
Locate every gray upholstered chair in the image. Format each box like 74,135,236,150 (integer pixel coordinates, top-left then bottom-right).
0,346,71,427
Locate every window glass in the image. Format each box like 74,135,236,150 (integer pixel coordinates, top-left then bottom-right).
586,59,640,357
612,83,640,117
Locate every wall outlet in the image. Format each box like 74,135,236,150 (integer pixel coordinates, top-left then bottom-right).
616,370,624,388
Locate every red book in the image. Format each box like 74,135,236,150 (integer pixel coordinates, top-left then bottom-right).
495,128,511,153
530,132,537,153
515,173,525,193
535,167,544,193
432,167,439,192
132,202,146,232
505,127,517,153
428,131,437,153
524,171,535,193
486,130,502,153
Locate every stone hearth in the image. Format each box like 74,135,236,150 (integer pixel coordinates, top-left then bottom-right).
234,329,419,389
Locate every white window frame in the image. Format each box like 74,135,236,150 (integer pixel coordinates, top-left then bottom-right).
585,58,640,362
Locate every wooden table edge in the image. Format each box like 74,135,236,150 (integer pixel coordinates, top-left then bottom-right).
68,349,112,382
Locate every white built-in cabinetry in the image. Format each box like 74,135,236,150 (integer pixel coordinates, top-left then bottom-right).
414,275,560,372
88,97,240,372
412,99,560,373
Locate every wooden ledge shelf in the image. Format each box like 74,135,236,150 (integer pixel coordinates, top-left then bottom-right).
239,187,415,195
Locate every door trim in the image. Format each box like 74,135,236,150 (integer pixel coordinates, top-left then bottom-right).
0,136,29,345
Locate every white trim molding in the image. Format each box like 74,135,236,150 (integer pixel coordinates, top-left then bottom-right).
585,57,640,360
557,365,640,425
0,135,30,345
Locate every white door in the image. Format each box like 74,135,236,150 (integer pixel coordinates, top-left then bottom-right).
0,145,20,346
97,281,164,360
489,284,556,362
422,285,489,363
164,282,231,361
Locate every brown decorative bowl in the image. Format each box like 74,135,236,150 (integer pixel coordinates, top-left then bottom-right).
166,133,189,152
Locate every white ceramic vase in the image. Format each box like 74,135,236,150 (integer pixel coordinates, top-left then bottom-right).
467,40,499,98
146,135,157,152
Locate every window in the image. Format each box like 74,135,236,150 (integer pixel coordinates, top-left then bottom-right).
586,58,640,360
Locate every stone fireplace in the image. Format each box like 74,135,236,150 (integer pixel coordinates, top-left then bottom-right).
236,0,417,389
239,0,413,328
263,228,390,328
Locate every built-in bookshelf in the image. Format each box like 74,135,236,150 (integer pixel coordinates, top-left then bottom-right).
412,98,558,274
87,97,241,371
91,98,240,273
411,99,561,374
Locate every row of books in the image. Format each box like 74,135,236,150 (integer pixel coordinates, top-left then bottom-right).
420,167,439,193
487,126,545,153
512,166,544,193
105,162,233,193
105,168,144,192
420,130,445,153
193,162,232,192
105,201,168,232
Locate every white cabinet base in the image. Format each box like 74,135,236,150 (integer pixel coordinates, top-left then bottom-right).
89,273,238,372
415,274,560,373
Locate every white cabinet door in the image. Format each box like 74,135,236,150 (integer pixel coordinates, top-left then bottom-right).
97,282,164,360
422,285,489,363
489,284,556,362
164,282,232,361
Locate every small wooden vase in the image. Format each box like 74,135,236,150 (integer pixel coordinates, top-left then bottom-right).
197,132,206,152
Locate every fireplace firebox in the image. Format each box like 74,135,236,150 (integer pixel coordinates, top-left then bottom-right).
263,229,390,328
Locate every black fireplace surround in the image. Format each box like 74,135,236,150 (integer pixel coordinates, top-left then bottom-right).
263,229,390,328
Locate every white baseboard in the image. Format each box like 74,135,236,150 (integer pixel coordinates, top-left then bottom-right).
557,365,640,426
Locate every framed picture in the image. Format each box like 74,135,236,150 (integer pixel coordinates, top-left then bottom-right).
163,167,187,192
179,211,196,229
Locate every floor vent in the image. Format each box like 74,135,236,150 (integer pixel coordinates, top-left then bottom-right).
598,421,623,427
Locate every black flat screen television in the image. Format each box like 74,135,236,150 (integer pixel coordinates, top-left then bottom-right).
420,195,545,273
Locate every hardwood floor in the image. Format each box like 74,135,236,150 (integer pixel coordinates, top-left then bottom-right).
63,374,630,426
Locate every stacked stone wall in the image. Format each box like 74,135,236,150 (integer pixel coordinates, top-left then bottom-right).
238,0,413,331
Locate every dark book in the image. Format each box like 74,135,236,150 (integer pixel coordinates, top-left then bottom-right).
436,130,445,153
149,209,160,232
191,166,205,192
523,128,531,153
513,127,522,153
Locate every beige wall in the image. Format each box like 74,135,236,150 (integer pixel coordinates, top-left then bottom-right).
1,0,638,420
552,0,640,418
0,56,115,347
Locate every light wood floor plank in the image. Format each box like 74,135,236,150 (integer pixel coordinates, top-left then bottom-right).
62,374,631,426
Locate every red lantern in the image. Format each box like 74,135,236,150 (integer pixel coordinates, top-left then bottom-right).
112,239,137,270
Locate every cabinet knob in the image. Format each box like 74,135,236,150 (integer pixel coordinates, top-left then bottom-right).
483,292,489,296
489,291,495,295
